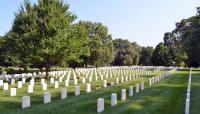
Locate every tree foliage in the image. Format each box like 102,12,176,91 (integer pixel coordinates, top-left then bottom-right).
77,21,114,67
151,43,168,66
1,0,90,77
113,39,140,66
139,46,154,66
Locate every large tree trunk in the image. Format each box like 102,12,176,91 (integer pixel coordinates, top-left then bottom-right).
23,67,27,73
45,64,50,79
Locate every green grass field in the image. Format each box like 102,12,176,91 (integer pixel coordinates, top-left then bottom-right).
0,69,199,114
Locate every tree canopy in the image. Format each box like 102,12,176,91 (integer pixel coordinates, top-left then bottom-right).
139,46,154,66
113,39,140,66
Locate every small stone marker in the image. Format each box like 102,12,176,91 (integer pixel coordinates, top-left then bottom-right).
121,89,126,101
116,78,119,84
75,86,80,96
54,81,59,89
149,78,152,86
103,80,107,88
64,80,69,87
82,77,86,83
30,79,34,86
152,77,155,84
28,85,33,93
141,82,144,90
97,98,104,113
50,78,54,84
86,83,91,93
125,76,128,81
22,96,30,109
18,81,23,88
42,83,47,91
111,93,117,106
22,78,26,84
43,92,51,104
0,80,3,86
136,83,140,93
129,86,133,96
61,89,67,99
41,79,45,85
3,83,8,90
74,79,77,85
11,78,15,85
10,88,16,96
59,77,62,83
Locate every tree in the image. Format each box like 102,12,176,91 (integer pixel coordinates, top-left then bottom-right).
139,46,154,65
77,21,114,67
3,0,84,77
0,36,5,66
170,7,200,67
151,42,169,66
67,23,90,68
113,39,141,66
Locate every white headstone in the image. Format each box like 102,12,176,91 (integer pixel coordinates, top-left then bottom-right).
121,89,126,101
74,79,77,85
152,77,155,84
97,98,104,113
61,89,67,99
41,79,45,85
116,78,119,84
64,80,69,87
18,81,23,88
43,92,51,104
10,88,16,96
28,85,33,93
54,81,59,89
22,96,30,109
59,77,62,83
129,86,133,96
22,78,26,84
75,86,80,96
111,93,117,106
141,82,144,90
103,80,107,88
86,83,91,93
82,77,86,83
0,80,3,86
3,83,8,90
125,76,128,81
42,83,47,91
11,78,15,85
149,78,152,86
50,78,54,84
136,83,140,93
30,79,34,86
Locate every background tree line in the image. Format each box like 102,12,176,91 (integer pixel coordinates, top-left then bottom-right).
0,0,200,77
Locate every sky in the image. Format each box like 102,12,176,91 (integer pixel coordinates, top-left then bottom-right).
0,0,200,47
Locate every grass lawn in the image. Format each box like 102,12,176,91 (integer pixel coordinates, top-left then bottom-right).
0,70,192,114
190,69,200,114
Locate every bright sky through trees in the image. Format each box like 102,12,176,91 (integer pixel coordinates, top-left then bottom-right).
0,0,200,47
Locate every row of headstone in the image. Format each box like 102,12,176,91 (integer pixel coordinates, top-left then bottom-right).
97,81,145,113
22,88,68,109
0,66,154,91
185,68,192,114
97,70,174,113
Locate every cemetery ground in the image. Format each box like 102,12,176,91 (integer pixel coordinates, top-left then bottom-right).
0,69,198,114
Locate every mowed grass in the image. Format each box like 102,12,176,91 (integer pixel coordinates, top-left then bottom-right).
190,69,200,114
0,70,191,114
